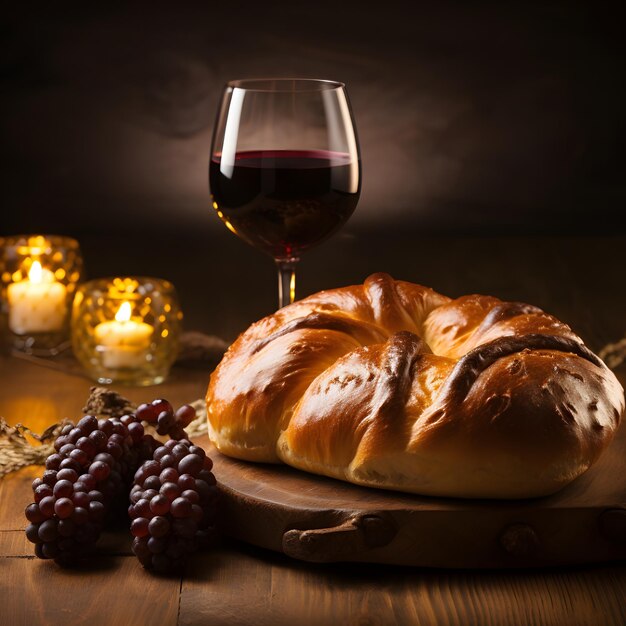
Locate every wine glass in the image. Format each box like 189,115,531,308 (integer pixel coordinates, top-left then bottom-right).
209,78,361,308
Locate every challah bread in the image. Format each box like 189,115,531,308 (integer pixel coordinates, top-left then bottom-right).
206,273,624,498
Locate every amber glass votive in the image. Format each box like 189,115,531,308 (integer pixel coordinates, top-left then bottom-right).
71,277,182,386
0,235,83,355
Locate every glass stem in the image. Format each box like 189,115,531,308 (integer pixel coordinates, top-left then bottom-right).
276,259,298,309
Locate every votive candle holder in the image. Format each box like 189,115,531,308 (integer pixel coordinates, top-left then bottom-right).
0,235,83,355
71,277,182,386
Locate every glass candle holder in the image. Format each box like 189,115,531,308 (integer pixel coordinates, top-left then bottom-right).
71,277,182,386
0,235,83,355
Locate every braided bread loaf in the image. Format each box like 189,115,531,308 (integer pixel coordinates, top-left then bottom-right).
206,273,624,498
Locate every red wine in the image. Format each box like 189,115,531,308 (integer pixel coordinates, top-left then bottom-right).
209,150,360,259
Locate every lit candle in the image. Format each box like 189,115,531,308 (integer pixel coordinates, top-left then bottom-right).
7,261,68,334
94,301,153,369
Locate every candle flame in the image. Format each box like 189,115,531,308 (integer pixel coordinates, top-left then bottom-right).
29,261,43,284
115,301,132,322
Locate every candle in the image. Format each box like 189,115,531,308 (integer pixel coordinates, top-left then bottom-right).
95,301,153,369
7,261,68,334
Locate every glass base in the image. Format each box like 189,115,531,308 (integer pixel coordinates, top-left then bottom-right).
10,331,70,357
91,368,168,387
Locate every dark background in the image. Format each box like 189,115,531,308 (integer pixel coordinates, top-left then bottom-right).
1,2,625,341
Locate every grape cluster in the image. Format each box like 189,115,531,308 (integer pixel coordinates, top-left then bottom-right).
129,439,218,573
24,398,216,573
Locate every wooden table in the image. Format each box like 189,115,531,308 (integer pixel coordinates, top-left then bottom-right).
1,234,626,625
1,357,625,625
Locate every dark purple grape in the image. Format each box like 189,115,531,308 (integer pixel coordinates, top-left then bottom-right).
69,448,89,466
120,414,136,426
39,496,56,518
38,519,58,542
59,458,81,472
89,461,111,481
72,507,89,525
72,491,90,508
56,468,78,483
160,482,181,501
59,443,76,456
136,403,159,423
144,475,161,491
79,474,97,491
25,503,45,523
26,523,41,543
76,436,97,456
159,454,176,469
134,499,151,518
151,399,173,417
42,470,58,486
45,454,63,470
142,461,161,477
54,498,74,519
176,405,196,427
148,516,170,538
132,537,152,560
89,429,107,449
147,537,165,553
34,484,53,503
178,454,203,476
160,467,178,483
171,497,192,518
150,495,170,516
53,480,73,499
181,490,200,504
157,411,175,431
143,489,158,501
178,474,195,490
128,422,144,443
58,518,76,537
42,542,60,558
89,501,106,522
68,427,83,443
106,441,123,459
94,452,115,466
131,517,150,538
77,415,98,433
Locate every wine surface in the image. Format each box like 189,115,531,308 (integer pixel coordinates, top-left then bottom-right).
209,150,360,259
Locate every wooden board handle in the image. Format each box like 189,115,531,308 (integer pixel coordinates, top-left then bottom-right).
282,514,396,563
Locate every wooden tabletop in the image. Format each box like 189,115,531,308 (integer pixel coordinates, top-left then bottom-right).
1,234,626,626
0,357,625,626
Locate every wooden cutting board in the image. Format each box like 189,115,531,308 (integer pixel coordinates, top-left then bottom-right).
198,422,626,568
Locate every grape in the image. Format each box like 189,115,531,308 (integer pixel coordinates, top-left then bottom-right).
148,516,170,538
25,397,217,570
42,470,58,486
160,482,181,501
151,399,173,417
38,519,58,542
160,468,178,483
34,484,53,503
45,454,62,470
131,518,150,538
150,495,170,516
129,438,219,572
175,405,196,427
89,461,110,481
178,454,203,476
26,523,40,543
39,496,56,518
25,503,45,524
54,498,74,519
57,468,78,483
77,415,98,432
171,497,192,518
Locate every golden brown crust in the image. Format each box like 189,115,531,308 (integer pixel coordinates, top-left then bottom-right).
206,273,624,498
